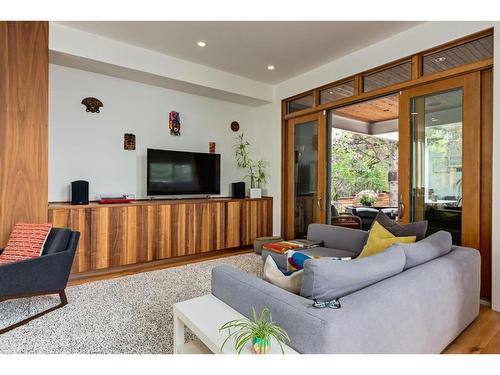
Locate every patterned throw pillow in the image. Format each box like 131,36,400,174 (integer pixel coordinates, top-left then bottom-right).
0,223,53,265
287,250,313,272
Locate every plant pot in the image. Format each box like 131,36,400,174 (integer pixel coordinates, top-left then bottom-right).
252,337,271,354
250,188,262,199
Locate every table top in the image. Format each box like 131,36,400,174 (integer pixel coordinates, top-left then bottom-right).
424,200,458,205
173,294,297,354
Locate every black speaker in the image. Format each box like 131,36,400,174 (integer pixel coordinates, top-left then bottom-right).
232,182,245,199
71,180,89,205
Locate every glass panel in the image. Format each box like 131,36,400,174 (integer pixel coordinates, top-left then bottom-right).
423,35,493,75
363,61,411,92
410,89,463,245
320,80,355,104
294,121,318,238
288,94,313,113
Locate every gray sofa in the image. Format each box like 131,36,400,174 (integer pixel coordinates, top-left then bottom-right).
212,224,480,353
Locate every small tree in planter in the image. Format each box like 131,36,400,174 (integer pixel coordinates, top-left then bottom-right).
234,134,269,197
220,307,290,354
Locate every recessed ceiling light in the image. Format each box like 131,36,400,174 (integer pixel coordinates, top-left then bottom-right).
267,65,275,71
197,41,207,47
434,56,446,63
431,117,439,122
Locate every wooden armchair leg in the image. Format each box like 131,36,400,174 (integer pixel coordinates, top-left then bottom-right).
0,289,68,335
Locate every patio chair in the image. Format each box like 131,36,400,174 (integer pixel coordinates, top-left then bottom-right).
331,205,362,230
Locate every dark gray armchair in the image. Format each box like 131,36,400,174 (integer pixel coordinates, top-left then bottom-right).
0,228,80,334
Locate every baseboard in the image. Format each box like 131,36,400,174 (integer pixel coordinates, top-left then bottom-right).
68,246,254,286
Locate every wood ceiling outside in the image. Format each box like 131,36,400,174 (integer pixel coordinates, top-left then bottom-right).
320,80,355,104
333,94,399,122
363,61,411,92
423,35,493,75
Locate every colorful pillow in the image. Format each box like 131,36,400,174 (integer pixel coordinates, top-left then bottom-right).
0,223,53,265
358,221,416,258
287,250,312,271
263,256,304,294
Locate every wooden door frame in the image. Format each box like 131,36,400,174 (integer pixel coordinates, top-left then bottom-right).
283,112,327,239
398,72,481,249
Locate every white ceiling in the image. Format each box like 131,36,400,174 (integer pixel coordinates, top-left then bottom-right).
56,21,423,84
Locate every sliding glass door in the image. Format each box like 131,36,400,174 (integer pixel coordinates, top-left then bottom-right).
284,113,327,239
399,73,480,248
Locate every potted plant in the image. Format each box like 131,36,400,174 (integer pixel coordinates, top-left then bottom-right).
356,189,377,206
220,307,290,354
234,134,269,198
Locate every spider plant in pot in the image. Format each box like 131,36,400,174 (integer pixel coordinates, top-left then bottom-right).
219,307,290,354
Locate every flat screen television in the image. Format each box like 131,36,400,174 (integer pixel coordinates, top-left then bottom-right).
147,149,220,196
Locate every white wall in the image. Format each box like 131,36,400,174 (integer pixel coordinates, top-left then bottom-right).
271,21,500,310
49,64,273,205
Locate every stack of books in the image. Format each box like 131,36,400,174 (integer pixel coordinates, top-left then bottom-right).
262,239,322,254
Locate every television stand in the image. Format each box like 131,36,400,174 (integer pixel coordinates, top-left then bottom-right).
48,197,273,275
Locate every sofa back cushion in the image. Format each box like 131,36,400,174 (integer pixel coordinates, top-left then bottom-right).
307,223,368,255
300,246,406,301
42,228,72,255
395,230,453,270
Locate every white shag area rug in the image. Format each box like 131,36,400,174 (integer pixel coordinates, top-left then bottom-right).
0,253,263,354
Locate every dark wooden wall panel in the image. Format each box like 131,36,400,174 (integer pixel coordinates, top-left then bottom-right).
0,21,49,246
48,198,273,274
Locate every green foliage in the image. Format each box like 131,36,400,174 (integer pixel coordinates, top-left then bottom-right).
234,134,270,188
331,131,396,199
219,307,290,354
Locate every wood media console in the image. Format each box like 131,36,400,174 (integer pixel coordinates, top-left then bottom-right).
48,197,273,277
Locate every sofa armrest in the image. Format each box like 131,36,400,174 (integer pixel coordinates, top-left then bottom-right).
212,265,340,354
307,223,368,255
0,249,76,298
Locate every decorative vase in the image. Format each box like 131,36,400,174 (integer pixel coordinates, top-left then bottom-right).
252,337,271,354
250,188,262,198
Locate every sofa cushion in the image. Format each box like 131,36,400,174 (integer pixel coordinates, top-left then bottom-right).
395,230,453,270
263,256,304,294
300,246,406,301
373,211,428,241
358,221,416,258
307,223,368,254
42,228,72,255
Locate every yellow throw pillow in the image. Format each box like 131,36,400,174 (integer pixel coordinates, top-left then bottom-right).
358,221,416,258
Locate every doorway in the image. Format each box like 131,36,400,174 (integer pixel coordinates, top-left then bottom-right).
328,94,399,230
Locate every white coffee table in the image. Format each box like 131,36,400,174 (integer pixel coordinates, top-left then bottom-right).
172,294,298,354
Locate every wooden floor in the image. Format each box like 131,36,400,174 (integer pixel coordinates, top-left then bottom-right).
443,306,500,353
